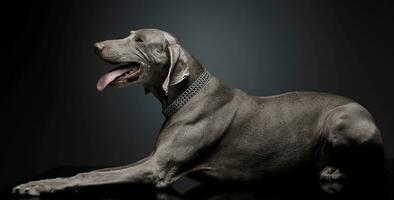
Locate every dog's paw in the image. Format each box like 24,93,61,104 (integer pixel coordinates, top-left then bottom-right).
319,166,347,182
12,181,48,196
319,166,348,194
12,178,66,196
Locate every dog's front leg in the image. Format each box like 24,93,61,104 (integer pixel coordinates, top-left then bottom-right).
12,158,160,196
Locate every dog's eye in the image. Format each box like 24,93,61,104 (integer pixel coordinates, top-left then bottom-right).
135,37,144,43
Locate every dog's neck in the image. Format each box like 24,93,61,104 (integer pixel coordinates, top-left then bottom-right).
150,51,204,110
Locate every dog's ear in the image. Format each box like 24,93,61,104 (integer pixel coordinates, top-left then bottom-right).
162,37,190,95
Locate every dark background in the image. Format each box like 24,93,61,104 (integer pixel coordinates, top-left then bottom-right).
1,0,393,190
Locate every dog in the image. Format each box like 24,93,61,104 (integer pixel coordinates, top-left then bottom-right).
13,29,384,196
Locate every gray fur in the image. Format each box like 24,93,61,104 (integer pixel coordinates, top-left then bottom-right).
13,29,384,196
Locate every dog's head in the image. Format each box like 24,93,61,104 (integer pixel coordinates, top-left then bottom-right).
94,29,189,95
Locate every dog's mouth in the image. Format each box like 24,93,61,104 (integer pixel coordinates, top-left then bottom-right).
96,62,142,91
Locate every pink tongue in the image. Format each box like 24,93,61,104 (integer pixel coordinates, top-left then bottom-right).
96,67,133,91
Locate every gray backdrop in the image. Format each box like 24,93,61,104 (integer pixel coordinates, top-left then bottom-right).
1,0,393,189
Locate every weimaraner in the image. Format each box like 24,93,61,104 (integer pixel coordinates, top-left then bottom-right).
13,28,384,196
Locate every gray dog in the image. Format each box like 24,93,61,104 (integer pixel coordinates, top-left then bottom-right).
13,29,384,196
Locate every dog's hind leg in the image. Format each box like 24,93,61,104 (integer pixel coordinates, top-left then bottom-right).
318,103,384,193
321,103,384,179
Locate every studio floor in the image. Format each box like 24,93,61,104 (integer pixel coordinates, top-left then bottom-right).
2,159,394,200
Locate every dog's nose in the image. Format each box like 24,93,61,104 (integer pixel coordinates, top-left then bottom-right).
94,42,105,54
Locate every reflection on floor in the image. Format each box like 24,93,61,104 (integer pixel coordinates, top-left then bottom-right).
3,159,394,200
